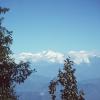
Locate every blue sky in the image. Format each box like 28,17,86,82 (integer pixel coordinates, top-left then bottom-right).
0,0,100,53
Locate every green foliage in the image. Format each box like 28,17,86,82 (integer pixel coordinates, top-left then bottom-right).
0,7,34,100
48,58,85,100
0,7,9,14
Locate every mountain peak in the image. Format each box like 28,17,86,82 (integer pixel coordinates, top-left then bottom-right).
15,50,100,64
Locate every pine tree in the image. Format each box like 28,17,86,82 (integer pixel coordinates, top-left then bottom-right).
0,7,34,100
48,58,85,100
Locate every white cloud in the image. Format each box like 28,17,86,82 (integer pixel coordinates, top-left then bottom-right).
16,50,100,64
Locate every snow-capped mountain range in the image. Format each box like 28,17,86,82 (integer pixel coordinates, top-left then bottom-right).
15,50,100,100
16,50,100,64
15,50,100,80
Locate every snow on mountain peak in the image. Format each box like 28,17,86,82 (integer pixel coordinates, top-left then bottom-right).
68,51,98,64
16,50,100,64
18,50,65,64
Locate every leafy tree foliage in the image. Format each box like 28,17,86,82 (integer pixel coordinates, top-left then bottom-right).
0,7,34,100
48,58,85,100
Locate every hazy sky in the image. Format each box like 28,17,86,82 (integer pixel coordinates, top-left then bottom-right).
0,0,100,53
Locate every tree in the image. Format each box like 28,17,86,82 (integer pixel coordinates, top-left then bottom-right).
48,58,85,100
0,7,34,100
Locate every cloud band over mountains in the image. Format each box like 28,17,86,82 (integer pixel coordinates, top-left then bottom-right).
16,50,100,64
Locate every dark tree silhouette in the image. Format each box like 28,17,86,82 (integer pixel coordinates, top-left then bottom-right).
48,58,85,100
0,7,34,100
